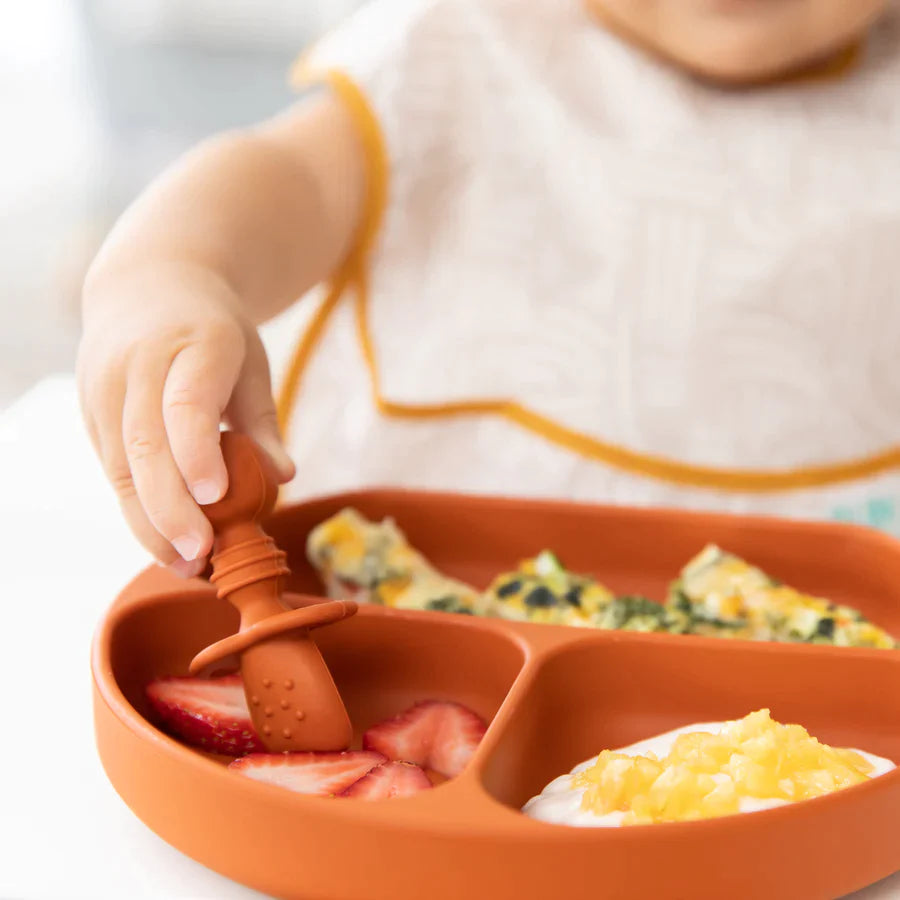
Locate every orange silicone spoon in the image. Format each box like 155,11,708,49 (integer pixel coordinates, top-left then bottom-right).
188,432,356,752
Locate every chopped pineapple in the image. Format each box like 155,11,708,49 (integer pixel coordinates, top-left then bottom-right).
576,710,875,825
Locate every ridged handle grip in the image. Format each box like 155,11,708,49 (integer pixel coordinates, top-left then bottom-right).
191,432,355,752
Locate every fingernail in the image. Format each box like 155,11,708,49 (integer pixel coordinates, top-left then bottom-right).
172,535,202,561
191,479,222,505
169,557,205,579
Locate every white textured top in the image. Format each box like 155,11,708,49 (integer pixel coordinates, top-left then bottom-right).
267,0,900,531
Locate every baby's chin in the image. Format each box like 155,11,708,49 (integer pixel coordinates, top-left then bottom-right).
585,0,887,86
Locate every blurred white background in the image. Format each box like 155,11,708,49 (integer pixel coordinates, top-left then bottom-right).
0,0,362,407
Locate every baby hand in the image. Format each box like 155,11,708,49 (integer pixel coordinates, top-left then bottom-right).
77,261,295,577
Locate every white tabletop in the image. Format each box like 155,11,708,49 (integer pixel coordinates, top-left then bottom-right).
1,375,897,900
0,377,264,900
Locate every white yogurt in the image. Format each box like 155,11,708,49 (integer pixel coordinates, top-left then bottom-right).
523,722,895,827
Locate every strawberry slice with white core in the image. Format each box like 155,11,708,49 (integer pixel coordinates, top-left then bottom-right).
229,751,386,796
146,675,263,756
363,701,487,777
339,761,432,800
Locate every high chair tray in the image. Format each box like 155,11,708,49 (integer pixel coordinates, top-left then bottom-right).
92,490,900,900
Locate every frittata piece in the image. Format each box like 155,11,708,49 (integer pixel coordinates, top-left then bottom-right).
483,551,608,627
306,508,480,613
484,551,678,631
669,544,896,648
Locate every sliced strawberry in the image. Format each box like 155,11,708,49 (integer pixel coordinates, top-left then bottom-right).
362,701,487,778
229,751,386,796
146,674,263,756
339,761,432,800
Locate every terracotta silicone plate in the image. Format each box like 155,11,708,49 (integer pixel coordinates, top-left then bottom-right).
93,491,900,900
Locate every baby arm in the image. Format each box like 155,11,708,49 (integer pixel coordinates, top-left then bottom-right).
77,90,365,576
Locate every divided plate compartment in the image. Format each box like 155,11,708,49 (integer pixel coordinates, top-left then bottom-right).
92,491,900,900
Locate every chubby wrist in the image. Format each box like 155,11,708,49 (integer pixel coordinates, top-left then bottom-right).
81,256,244,330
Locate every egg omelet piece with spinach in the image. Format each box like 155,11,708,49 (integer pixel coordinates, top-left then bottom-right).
483,551,683,632
668,544,896,648
306,508,480,614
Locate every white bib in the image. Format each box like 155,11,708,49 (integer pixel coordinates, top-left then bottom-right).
265,0,900,534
